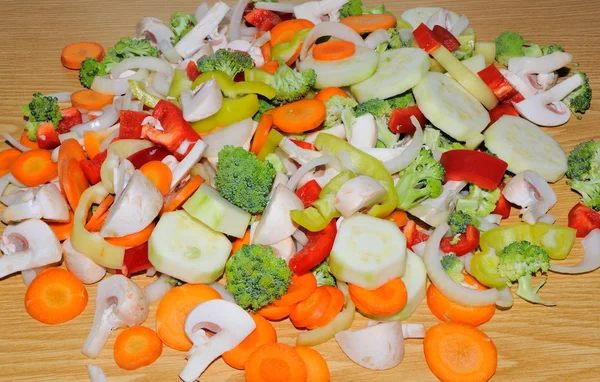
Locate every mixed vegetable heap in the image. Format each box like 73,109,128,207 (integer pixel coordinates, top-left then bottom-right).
0,2,597,382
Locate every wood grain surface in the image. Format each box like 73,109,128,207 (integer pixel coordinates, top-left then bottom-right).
0,0,599,381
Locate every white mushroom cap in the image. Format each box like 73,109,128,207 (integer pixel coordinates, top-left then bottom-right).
503,170,557,225
2,184,69,224
63,239,106,285
253,185,304,245
181,78,223,123
174,2,230,58
335,175,387,218
349,114,378,149
136,17,175,45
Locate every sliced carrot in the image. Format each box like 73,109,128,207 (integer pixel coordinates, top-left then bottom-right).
155,283,221,351
385,210,408,228
11,149,57,187
340,14,397,34
24,268,88,324
257,303,295,321
271,99,326,133
289,286,331,329
0,148,22,176
48,211,74,241
274,273,317,307
83,130,111,159
250,114,274,155
424,322,498,382
113,326,162,370
245,343,308,382
71,89,114,110
261,41,272,62
61,42,105,70
349,278,408,316
260,60,279,74
313,40,356,61
20,131,39,149
140,160,172,196
85,210,109,232
61,158,90,210
271,19,315,46
223,314,277,370
58,138,87,177
232,229,251,254
307,286,344,329
314,87,350,103
106,222,156,247
162,175,204,213
294,346,330,382
85,195,114,229
427,273,495,327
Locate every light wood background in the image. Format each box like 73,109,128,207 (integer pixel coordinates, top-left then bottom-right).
0,0,599,381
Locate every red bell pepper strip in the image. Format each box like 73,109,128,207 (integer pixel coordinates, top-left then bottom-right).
186,61,201,82
388,105,427,134
127,146,171,169
80,150,108,185
57,107,83,134
492,183,511,219
477,65,520,101
35,122,61,150
295,179,322,208
568,203,600,238
440,150,508,190
244,9,282,31
440,224,480,256
402,220,430,250
289,220,337,275
118,242,152,277
488,100,519,125
432,25,460,51
413,23,441,54
118,110,149,139
291,139,317,151
141,100,201,160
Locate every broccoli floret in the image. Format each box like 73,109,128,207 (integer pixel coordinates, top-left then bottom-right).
423,126,464,153
441,254,466,285
170,12,197,45
363,4,386,14
448,211,473,235
312,261,336,287
541,44,564,55
215,146,276,213
562,71,592,118
324,95,357,129
377,28,412,53
253,98,275,122
568,177,600,211
354,98,399,148
265,153,286,174
456,184,500,217
271,64,316,105
522,40,542,57
22,93,62,129
494,32,525,66
226,244,292,312
395,147,445,210
102,38,159,72
566,140,600,181
197,49,254,79
338,0,363,18
387,91,415,109
24,121,41,141
79,57,108,89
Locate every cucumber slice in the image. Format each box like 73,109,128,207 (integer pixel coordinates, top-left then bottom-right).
148,210,232,284
359,250,426,321
413,72,490,143
401,7,460,30
298,46,379,89
483,115,568,182
183,184,251,238
329,214,407,289
350,48,430,103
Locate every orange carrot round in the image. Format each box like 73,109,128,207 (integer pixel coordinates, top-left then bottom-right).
11,149,58,187
25,268,88,324
295,346,330,382
270,19,315,46
48,211,74,241
83,131,104,159
256,303,296,321
245,343,308,382
340,14,397,34
349,278,408,316
61,158,90,211
113,326,162,370
313,40,356,61
58,138,87,177
261,41,272,62
85,194,114,232
20,131,39,149
272,99,326,133
250,114,274,155
308,286,344,329
289,286,331,329
155,283,221,351
222,314,277,370
314,87,350,103
105,222,156,247
162,175,204,213
61,42,105,70
424,322,498,382
232,229,251,254
274,273,317,307
71,89,114,110
385,210,409,228
140,160,173,196
0,148,22,176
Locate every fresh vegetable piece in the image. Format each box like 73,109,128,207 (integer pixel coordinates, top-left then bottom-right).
78,58,108,89
424,322,497,382
250,114,274,155
453,27,476,61
245,343,308,382
456,184,501,218
479,223,534,254
271,28,311,66
20,131,39,149
48,211,74,241
313,40,356,61
169,12,197,45
562,71,592,118
312,261,337,287
117,242,152,276
106,223,155,248
139,161,172,196
129,80,162,108
493,31,537,66
422,126,463,153
492,183,511,219
260,60,279,74
440,150,507,190
22,92,63,130
272,99,326,134
294,346,330,382
191,94,259,133
155,283,221,351
11,149,57,187
531,222,576,260
432,25,460,51
477,64,520,101
448,211,473,235
474,41,496,65
568,203,600,238
290,286,331,328
80,150,108,185
268,63,316,105
323,95,358,130
61,42,105,69
0,149,21,176
162,174,203,213
403,220,430,249
113,326,162,370
315,87,350,103
270,19,315,46
257,129,284,161
71,89,114,110
295,179,322,208
395,147,445,211
60,158,91,211
197,48,254,78
245,9,281,30
352,98,398,148
169,69,194,99
103,38,158,72
118,110,149,139
126,147,170,169
253,99,276,123
385,210,409,228
59,138,87,174
222,313,278,370
83,131,105,159
388,105,426,134
289,220,337,275
488,100,519,125
440,224,480,256
566,140,600,182
349,278,408,316
274,273,318,307
340,14,396,34
25,268,88,324
192,70,277,100
257,303,296,321
309,286,345,329
35,122,61,150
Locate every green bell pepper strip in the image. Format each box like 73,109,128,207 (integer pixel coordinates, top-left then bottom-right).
190,94,259,133
257,129,284,161
470,249,508,289
129,80,162,108
314,134,398,217
167,69,192,99
532,222,576,260
244,68,275,85
271,28,311,64
479,223,533,253
191,70,276,99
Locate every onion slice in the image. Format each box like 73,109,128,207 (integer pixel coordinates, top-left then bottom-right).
3,133,31,152
383,116,424,174
209,282,237,303
251,31,271,48
286,155,332,191
300,22,366,61
144,274,174,305
255,2,297,12
364,29,389,50
71,105,119,137
98,126,121,153
229,0,250,42
151,72,172,96
111,57,174,78
550,229,600,274
201,118,254,157
46,92,72,103
158,40,182,63
292,229,309,246
91,69,149,95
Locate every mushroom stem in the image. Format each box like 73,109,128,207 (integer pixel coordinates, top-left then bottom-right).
82,307,117,358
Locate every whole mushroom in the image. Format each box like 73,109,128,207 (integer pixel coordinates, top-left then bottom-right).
136,17,175,45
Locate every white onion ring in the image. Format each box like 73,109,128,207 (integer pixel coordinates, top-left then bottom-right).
111,57,174,78
58,132,79,143
537,214,556,224
424,223,513,308
151,72,172,96
364,29,389,50
251,31,271,48
91,69,149,95
229,0,250,41
158,39,182,63
71,105,119,137
46,92,72,103
292,229,309,246
99,125,121,152
144,274,175,304
383,116,424,174
208,282,236,303
300,22,366,61
461,252,475,275
241,26,258,36
3,133,31,152
550,229,600,274
255,2,297,12
286,155,332,191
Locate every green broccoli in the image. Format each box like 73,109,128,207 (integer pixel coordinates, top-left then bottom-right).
265,153,286,174
226,244,292,312
441,254,466,285
22,93,63,137
494,32,543,65
376,28,412,53
215,146,276,213
423,126,464,153
362,4,387,14
454,28,476,61
354,98,398,148
448,211,473,235
338,0,363,18
312,261,336,287
324,95,357,129
567,177,600,211
271,63,316,105
395,147,445,210
522,40,542,57
169,12,197,45
387,91,415,109
102,37,159,72
253,98,275,122
79,57,108,89
566,140,600,181
197,49,254,79
456,184,500,217
562,71,592,118
541,44,564,55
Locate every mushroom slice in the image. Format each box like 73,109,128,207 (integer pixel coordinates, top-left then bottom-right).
174,2,230,58
503,170,557,225
82,275,149,358
269,236,296,263
87,364,108,382
136,17,175,45
227,39,265,67
0,219,61,279
253,185,304,245
63,239,106,285
171,140,208,190
349,114,378,149
179,299,256,382
0,186,38,206
335,175,386,218
181,79,223,123
2,184,69,224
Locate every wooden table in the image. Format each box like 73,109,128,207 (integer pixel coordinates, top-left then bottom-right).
0,0,599,380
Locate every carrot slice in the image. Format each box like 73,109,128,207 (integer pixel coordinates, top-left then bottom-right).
232,229,251,254
427,273,496,327
307,286,344,329
245,343,308,382
348,278,408,316
314,87,350,103
113,326,162,370
61,158,90,210
385,210,408,228
140,160,173,196
20,131,39,149
71,89,114,110
162,175,204,213
256,303,295,321
85,195,114,229
261,42,273,63
270,19,315,46
250,114,274,155
48,211,74,241
83,130,110,159
61,42,105,70
105,222,156,247
313,40,356,61
155,284,221,351
260,60,279,74
24,268,88,324
11,149,57,187
424,322,498,382
0,148,22,176
223,314,278,370
85,210,109,232
274,273,317,307
58,138,87,177
294,346,330,382
271,99,326,133
340,14,397,34
289,287,331,329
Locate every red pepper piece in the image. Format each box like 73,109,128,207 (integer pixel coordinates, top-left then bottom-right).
440,150,508,190
35,122,61,150
291,139,317,151
126,146,171,169
80,150,108,185
388,105,427,134
492,183,511,219
477,65,519,101
402,220,430,250
244,9,282,31
488,100,520,126
413,23,441,54
568,203,600,238
186,61,201,82
57,107,83,134
432,25,461,51
119,243,151,277
118,110,149,139
289,220,337,275
295,179,322,208
440,224,480,256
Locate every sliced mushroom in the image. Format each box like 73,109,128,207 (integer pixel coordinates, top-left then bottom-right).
174,2,230,58
499,68,536,99
298,166,340,189
136,17,175,45
87,364,108,382
253,185,304,245
82,275,149,358
507,52,572,96
113,159,135,200
349,114,378,149
279,137,323,165
181,78,223,122
269,236,296,263
206,26,229,51
63,238,106,284
335,175,386,218
21,265,53,286
293,0,351,25
0,186,38,206
305,123,347,144
170,140,208,190
179,299,256,382
503,170,557,225
275,148,299,176
2,183,69,224
0,173,25,198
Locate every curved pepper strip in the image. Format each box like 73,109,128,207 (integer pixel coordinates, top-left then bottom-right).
257,129,284,161
191,70,276,100
191,94,259,134
129,80,162,108
314,134,398,218
440,224,480,256
271,28,311,66
167,69,193,99
70,183,125,269
244,68,275,85
289,220,337,275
